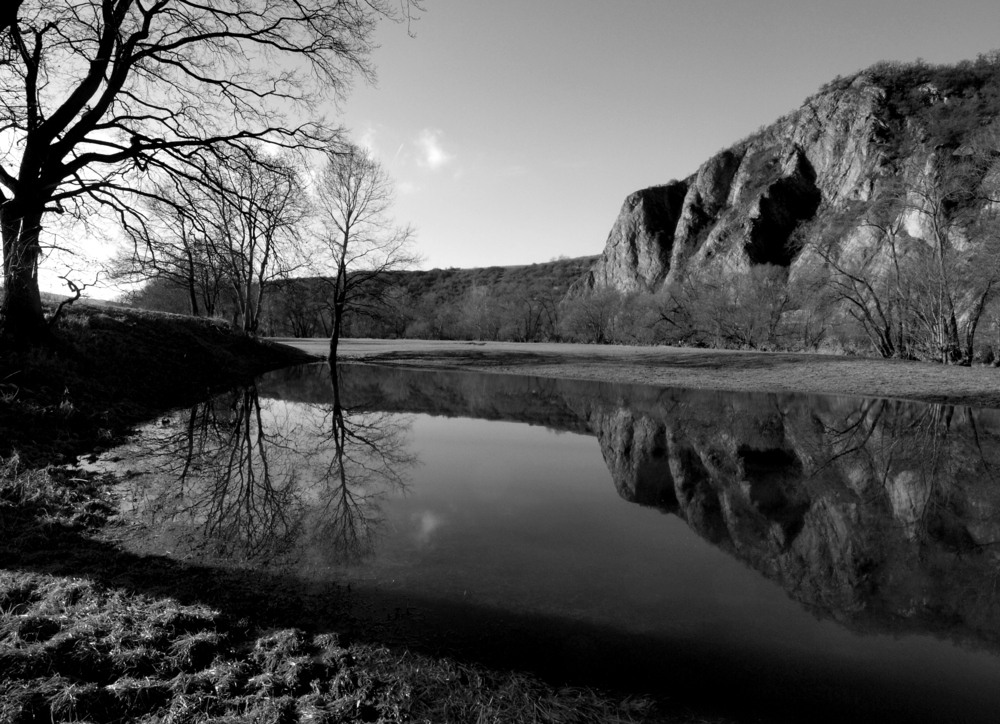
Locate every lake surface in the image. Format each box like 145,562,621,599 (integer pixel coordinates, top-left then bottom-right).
105,362,1000,723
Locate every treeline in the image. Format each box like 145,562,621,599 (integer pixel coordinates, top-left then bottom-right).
122,252,1000,362
124,256,597,342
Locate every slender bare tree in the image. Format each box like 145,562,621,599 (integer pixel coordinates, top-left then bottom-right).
0,0,418,344
314,143,418,359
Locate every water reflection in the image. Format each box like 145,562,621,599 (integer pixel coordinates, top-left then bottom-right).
307,369,416,562
115,366,414,565
118,362,1000,648
318,364,1000,651
108,361,1000,715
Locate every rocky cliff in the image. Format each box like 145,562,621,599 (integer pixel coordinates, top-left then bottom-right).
575,57,1000,295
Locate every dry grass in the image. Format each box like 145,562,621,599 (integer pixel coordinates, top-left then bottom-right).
278,338,1000,409
0,559,677,723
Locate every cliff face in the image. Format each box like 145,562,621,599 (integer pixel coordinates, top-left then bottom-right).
580,182,688,293
576,62,998,295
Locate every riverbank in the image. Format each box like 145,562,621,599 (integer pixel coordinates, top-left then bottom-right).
2,306,317,466
0,308,674,724
276,338,1000,409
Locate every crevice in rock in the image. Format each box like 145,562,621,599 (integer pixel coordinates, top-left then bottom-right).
737,445,810,545
744,150,822,267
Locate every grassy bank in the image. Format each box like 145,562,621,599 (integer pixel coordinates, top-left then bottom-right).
1,305,316,466
0,307,681,724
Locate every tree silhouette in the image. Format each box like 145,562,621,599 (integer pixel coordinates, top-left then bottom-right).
0,0,418,344
313,143,418,359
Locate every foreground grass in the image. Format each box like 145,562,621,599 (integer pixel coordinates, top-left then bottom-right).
0,306,688,724
0,458,664,724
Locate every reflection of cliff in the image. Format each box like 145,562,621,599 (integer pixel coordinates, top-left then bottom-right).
271,363,1000,651
583,395,1000,651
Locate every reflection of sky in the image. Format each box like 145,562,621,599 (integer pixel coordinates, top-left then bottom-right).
363,414,799,636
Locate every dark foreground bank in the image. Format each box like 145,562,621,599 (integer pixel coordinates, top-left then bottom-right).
0,306,681,724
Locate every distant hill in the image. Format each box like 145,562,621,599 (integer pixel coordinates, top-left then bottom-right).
380,256,598,304
124,256,598,341
262,255,598,340
0,287,126,311
38,291,125,309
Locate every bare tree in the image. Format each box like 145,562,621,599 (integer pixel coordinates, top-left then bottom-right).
901,152,1000,364
117,178,224,318
799,143,1000,364
0,0,419,344
119,147,306,333
799,200,915,359
207,148,307,333
558,288,623,344
313,143,418,359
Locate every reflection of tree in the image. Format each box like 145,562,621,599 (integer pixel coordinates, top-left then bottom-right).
198,386,303,559
124,383,303,562
804,399,1000,542
118,366,414,565
307,364,416,562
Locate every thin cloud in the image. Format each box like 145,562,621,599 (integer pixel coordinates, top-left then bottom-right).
357,125,378,152
416,129,454,170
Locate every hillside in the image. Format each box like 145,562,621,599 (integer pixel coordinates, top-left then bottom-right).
384,256,598,304
576,54,1000,362
271,255,598,307
259,255,598,340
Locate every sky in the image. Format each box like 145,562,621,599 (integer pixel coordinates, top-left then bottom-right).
35,0,1000,297
332,0,1000,272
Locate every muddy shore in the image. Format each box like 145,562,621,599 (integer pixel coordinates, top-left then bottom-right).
275,338,1000,409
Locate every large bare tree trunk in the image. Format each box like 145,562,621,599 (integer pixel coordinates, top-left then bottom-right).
1,208,48,344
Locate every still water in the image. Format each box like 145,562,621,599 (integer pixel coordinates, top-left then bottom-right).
106,362,1000,723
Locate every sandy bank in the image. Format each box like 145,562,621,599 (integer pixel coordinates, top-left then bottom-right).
272,338,1000,409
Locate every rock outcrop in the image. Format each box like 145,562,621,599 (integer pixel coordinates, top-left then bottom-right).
576,60,1000,295
576,182,688,293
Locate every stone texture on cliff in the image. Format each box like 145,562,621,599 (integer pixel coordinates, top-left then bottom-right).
575,181,688,294
580,75,899,293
